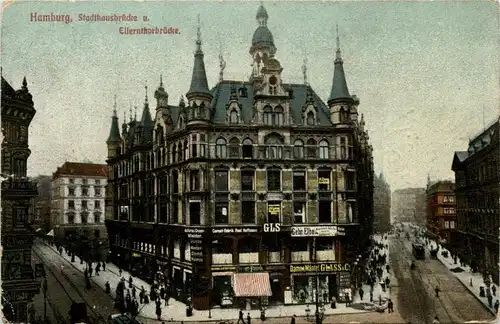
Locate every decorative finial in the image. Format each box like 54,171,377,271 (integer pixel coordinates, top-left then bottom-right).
134,106,138,120
123,110,126,123
145,81,148,103
336,24,342,60
302,52,308,85
219,41,226,83
160,74,163,87
22,76,27,89
129,103,133,122
113,94,117,111
196,14,202,52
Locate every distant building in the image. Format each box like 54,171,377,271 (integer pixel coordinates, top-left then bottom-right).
1,75,40,322
391,187,426,225
452,118,499,282
373,172,391,232
426,180,456,245
51,162,108,264
33,175,52,233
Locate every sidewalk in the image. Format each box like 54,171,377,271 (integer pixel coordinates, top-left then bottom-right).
40,240,370,322
351,234,395,311
428,239,498,317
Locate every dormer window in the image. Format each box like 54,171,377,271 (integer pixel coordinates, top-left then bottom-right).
238,87,248,97
229,109,239,124
269,75,278,95
306,111,315,126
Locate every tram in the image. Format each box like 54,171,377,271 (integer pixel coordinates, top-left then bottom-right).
412,241,425,259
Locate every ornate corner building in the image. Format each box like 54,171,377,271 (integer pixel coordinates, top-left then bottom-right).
452,118,499,283
425,180,456,245
105,4,374,310
1,75,40,322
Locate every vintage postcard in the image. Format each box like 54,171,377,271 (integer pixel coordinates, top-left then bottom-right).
1,1,499,323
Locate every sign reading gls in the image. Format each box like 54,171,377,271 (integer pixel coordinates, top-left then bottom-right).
263,223,281,233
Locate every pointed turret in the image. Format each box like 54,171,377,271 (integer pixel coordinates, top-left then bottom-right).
122,111,128,136
328,25,352,103
140,84,154,143
107,95,121,158
186,15,212,102
155,74,169,109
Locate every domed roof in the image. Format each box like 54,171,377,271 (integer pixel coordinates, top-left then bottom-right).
252,25,274,47
256,4,268,20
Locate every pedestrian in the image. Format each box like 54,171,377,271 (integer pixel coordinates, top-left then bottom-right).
386,264,390,273
385,277,390,287
370,291,373,302
165,294,170,306
105,281,111,294
379,295,382,306
433,316,440,323
129,276,133,288
237,309,245,324
290,314,296,324
103,262,106,271
156,304,162,320
487,294,493,308
139,289,144,304
119,268,122,277
493,285,497,296
435,286,440,298
89,266,93,277
345,292,350,306
247,312,251,324
494,300,499,313
160,285,165,299
132,286,136,299
387,299,394,313
144,294,149,304
359,287,364,301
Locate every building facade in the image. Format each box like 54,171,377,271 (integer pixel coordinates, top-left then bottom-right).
391,187,426,225
51,162,108,264
1,75,40,322
33,175,52,233
105,5,374,310
425,180,456,245
452,119,499,282
373,172,391,232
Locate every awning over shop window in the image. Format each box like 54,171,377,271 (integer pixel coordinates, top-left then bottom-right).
233,273,272,297
46,229,54,236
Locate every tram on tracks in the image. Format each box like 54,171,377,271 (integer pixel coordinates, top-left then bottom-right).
412,241,426,259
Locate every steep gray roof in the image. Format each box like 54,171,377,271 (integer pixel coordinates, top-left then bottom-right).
140,102,154,143
256,4,268,20
107,110,121,143
328,51,351,102
252,26,274,47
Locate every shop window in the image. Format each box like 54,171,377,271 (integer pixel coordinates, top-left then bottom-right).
190,170,200,191
268,201,281,223
293,171,306,191
215,202,229,224
212,238,233,254
293,202,306,224
241,170,254,191
318,201,331,223
292,239,309,251
190,202,201,225
318,170,330,191
242,201,255,224
215,170,229,192
267,169,281,191
242,138,253,158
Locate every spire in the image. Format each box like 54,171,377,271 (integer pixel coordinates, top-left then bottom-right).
256,2,268,26
134,106,138,121
328,25,351,102
129,103,133,123
219,43,226,83
122,111,128,135
144,81,149,104
107,95,121,143
141,84,153,128
22,76,27,90
302,54,308,85
187,15,211,97
160,74,164,88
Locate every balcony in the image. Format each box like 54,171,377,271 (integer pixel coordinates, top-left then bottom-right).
268,251,281,263
291,251,310,262
239,252,259,264
316,250,335,261
212,253,233,265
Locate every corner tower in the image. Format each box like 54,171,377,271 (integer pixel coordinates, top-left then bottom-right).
249,3,277,79
106,95,121,158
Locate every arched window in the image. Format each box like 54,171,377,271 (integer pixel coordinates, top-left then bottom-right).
293,140,304,159
216,138,227,158
306,139,317,158
177,143,183,161
230,109,239,123
347,135,353,159
274,106,284,126
319,140,329,159
263,106,273,125
242,138,253,158
184,139,188,160
340,137,347,159
265,134,284,159
306,111,315,126
229,137,240,157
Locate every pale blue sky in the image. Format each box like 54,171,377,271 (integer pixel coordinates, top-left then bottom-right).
2,1,499,190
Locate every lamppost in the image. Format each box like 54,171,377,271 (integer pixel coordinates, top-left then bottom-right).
43,277,48,322
305,237,326,324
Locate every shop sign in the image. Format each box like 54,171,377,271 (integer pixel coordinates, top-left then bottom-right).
239,265,264,272
132,252,141,257
187,233,203,239
185,228,205,234
157,260,168,266
338,271,351,288
268,205,280,215
212,227,258,234
291,226,345,237
318,177,330,185
263,223,281,233
290,263,350,273
211,266,236,272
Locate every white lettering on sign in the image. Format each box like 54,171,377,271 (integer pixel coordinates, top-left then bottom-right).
185,228,205,234
212,228,258,234
263,223,281,232
187,234,203,239
291,226,345,237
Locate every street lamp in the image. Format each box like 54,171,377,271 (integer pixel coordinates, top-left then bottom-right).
43,277,48,321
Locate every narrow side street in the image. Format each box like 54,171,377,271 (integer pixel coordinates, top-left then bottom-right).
390,233,494,323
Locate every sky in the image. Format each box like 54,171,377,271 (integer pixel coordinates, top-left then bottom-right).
1,0,499,190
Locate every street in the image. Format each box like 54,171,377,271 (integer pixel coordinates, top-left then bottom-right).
32,242,117,323
390,234,494,323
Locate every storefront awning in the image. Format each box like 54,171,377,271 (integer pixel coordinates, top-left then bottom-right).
46,229,54,236
233,273,272,297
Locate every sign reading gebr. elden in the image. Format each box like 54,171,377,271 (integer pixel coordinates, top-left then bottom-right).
291,226,345,237
290,263,350,273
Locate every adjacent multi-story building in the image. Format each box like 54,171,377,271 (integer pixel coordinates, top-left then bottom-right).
391,187,426,225
373,172,391,232
51,162,108,264
1,75,40,322
33,175,52,233
105,4,374,310
452,118,499,282
426,180,456,246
